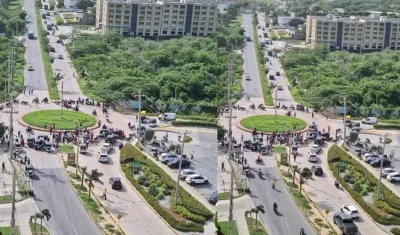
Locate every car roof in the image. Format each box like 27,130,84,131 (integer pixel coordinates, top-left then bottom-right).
103,143,111,146
334,212,352,219
388,172,400,176
314,165,322,169
187,174,203,178
182,169,195,173
110,177,121,181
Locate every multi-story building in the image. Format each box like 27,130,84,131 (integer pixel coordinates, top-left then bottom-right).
96,0,218,37
306,13,400,51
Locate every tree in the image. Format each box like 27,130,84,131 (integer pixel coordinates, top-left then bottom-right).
29,213,42,234
84,169,104,198
245,210,252,219
80,166,88,187
288,18,305,27
253,205,265,228
56,0,64,8
299,168,312,195
292,164,300,184
39,209,51,233
144,128,155,142
76,0,94,10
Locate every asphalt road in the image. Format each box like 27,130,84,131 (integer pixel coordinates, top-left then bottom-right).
153,130,218,197
23,0,48,99
242,14,263,99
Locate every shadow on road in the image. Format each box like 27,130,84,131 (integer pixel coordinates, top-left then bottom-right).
35,169,65,183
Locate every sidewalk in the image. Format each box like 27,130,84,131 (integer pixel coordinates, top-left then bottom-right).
0,153,21,200
217,154,240,197
0,198,38,235
217,196,253,235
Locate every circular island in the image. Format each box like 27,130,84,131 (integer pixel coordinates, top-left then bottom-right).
240,114,307,133
22,110,97,130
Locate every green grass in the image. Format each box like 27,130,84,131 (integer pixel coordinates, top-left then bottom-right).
240,115,306,132
251,17,274,106
77,191,103,222
218,192,230,200
22,110,96,130
34,1,60,99
29,222,50,235
245,217,268,235
218,221,239,235
59,144,74,153
0,226,20,235
290,189,312,216
273,146,287,154
0,195,12,203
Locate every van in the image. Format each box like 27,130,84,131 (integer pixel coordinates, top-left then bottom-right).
361,117,377,124
158,112,176,121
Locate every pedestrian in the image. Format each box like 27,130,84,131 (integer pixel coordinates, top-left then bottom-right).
272,179,276,190
2,162,5,173
221,162,225,171
312,112,314,118
328,126,330,133
27,158,30,165
102,189,107,200
294,112,296,117
190,151,194,160
293,153,297,162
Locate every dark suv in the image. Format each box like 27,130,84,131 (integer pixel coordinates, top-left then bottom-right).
109,177,123,190
333,212,358,235
370,158,391,167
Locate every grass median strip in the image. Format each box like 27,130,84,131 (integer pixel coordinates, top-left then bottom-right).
240,115,306,132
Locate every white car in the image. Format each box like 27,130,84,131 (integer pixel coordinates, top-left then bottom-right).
185,174,208,186
365,154,380,163
310,144,321,154
381,168,398,177
341,205,360,219
98,151,109,163
102,143,113,153
179,169,198,180
58,54,63,59
362,153,372,161
308,152,318,162
245,74,251,80
387,172,400,183
27,64,34,71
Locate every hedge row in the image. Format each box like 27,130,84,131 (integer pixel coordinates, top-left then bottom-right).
120,144,213,228
171,120,217,128
373,124,400,130
121,165,203,232
392,228,400,235
328,144,400,225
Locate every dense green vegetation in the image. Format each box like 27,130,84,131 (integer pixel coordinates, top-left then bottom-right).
281,46,400,116
68,4,244,109
0,0,26,101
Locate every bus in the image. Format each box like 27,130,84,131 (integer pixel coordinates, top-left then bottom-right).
28,30,34,39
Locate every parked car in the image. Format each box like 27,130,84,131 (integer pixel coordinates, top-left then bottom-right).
310,144,321,154
276,71,281,76
168,158,190,168
161,154,179,164
185,174,208,186
308,152,318,162
387,172,400,183
364,154,380,163
311,165,323,176
362,153,372,161
208,191,218,205
370,158,391,167
109,177,122,190
341,205,360,219
381,168,398,178
333,212,358,235
179,169,198,180
58,54,63,59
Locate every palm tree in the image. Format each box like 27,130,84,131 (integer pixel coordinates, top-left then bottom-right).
299,168,313,195
29,213,41,234
250,208,258,226
84,169,104,198
245,210,252,219
253,205,265,229
80,166,88,188
292,165,301,184
39,209,51,233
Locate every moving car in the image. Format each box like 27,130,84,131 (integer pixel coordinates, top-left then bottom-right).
102,143,113,153
269,75,275,80
311,165,323,176
27,64,34,71
158,112,176,121
179,169,198,180
25,164,34,177
109,177,123,190
333,212,358,235
276,71,280,76
277,86,283,91
361,117,378,124
364,154,380,163
168,158,190,169
310,144,321,154
245,74,251,80
387,172,400,183
308,152,318,162
208,191,218,205
185,174,208,186
381,168,398,178
58,54,63,59
370,158,391,167
98,151,109,163
341,205,360,219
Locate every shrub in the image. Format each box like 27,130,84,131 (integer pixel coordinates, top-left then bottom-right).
171,120,217,127
373,124,400,130
156,192,164,200
391,228,400,235
172,203,207,224
328,144,400,225
149,183,158,197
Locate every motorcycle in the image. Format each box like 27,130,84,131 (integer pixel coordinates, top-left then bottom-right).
273,203,278,213
92,110,97,116
255,158,264,164
334,180,339,189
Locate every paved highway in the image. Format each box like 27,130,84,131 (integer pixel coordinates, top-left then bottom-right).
23,0,49,99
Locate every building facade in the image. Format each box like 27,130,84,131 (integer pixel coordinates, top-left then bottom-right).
306,13,400,51
96,0,218,37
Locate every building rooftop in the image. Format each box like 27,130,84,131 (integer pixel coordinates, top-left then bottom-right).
103,0,217,4
310,13,400,23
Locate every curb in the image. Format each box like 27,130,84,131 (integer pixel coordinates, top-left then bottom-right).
325,144,391,235
57,154,106,235
117,168,179,235
17,112,100,132
235,115,310,134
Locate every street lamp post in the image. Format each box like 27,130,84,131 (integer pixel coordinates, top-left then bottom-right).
377,134,388,199
61,81,64,119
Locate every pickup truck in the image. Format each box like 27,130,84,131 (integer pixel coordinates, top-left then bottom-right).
333,212,358,235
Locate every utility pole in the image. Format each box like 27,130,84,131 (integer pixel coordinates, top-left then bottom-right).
377,133,388,199
227,56,235,235
343,97,347,141
174,129,191,203
8,47,17,235
274,89,278,122
134,91,146,141
61,81,64,118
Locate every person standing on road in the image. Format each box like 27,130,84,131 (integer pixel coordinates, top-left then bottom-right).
2,162,5,173
102,189,107,200
272,179,276,190
221,162,225,171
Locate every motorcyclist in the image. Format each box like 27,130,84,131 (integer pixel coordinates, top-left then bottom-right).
334,180,339,188
300,228,305,235
258,168,262,176
257,155,262,163
272,179,276,190
273,202,278,211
